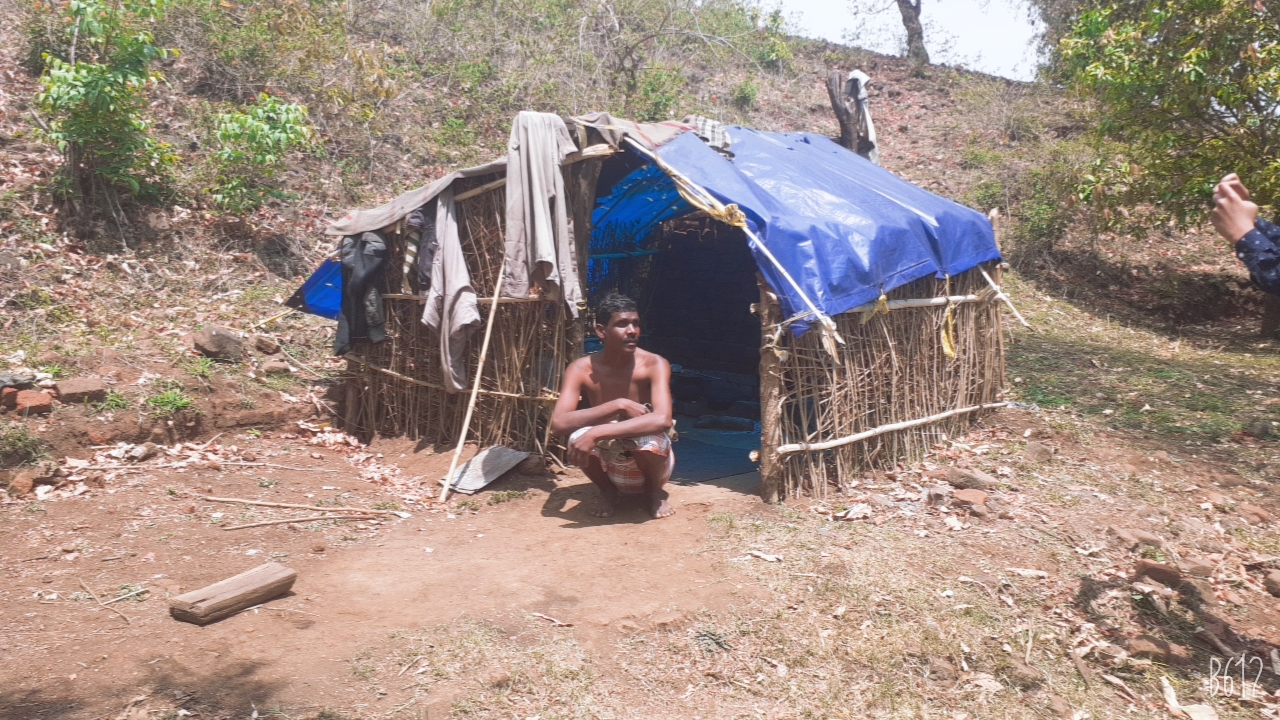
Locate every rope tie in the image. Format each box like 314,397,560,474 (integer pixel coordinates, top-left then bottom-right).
941,275,957,360
860,291,890,325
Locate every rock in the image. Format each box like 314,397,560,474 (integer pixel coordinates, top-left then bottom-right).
253,336,281,355
53,377,107,404
1181,556,1216,578
952,488,988,507
192,326,244,361
1246,419,1274,439
1047,695,1073,719
1023,442,1053,463
968,504,991,520
930,657,958,682
1239,503,1271,523
1,387,16,410
616,619,640,633
126,442,160,463
83,472,105,488
14,390,52,415
1003,658,1041,688
0,370,36,389
1203,491,1229,508
1181,577,1215,603
7,471,34,497
182,504,196,514
481,669,511,689
1264,571,1280,598
312,544,326,553
649,610,687,630
1107,525,1162,550
1127,635,1191,665
924,485,951,506
262,360,292,375
986,498,1013,519
945,466,997,490
868,493,893,508
1152,450,1171,463
1135,559,1182,587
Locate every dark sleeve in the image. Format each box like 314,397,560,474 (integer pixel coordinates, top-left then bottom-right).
1236,218,1280,296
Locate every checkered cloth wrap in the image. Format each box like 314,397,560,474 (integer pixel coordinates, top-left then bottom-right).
570,427,674,494
681,115,733,157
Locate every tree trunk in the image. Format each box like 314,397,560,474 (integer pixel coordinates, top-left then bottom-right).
757,275,784,504
896,0,929,69
826,70,859,152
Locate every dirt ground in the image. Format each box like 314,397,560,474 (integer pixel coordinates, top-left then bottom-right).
8,382,1280,719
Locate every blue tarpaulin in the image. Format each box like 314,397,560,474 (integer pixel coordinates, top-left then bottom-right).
591,127,1001,332
284,257,343,320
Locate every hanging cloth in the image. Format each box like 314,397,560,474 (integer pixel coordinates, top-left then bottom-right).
422,188,481,392
333,232,388,356
847,70,879,165
500,111,582,316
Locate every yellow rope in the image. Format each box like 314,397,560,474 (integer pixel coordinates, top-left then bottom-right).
860,291,889,325
941,276,957,359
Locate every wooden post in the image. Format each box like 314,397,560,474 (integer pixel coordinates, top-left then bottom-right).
440,272,507,502
169,562,297,625
757,276,784,504
826,70,858,152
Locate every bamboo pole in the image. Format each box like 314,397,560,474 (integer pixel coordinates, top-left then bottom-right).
440,271,507,502
757,277,784,504
776,402,1009,455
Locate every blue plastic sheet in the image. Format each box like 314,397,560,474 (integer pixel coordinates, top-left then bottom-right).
591,128,1001,332
285,257,343,320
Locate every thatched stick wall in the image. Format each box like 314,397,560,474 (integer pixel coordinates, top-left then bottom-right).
764,263,1005,500
341,171,580,456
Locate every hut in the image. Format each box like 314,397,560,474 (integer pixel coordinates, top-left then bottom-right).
307,111,1012,501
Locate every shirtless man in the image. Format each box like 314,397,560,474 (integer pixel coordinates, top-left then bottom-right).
550,293,676,519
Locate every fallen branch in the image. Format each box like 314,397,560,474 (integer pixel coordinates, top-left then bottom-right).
203,496,398,515
776,403,1009,455
531,612,572,627
78,578,131,625
102,586,148,606
222,514,377,530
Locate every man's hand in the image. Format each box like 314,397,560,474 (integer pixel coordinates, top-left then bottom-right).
1212,173,1259,244
610,398,650,420
568,427,599,469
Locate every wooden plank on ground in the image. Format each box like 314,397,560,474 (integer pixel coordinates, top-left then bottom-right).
169,562,297,625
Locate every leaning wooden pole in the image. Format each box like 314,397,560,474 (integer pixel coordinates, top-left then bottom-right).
439,272,507,502
757,277,784,504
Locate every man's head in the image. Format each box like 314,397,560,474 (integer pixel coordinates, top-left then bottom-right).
594,293,640,353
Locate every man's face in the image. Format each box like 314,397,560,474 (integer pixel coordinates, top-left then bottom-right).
596,311,640,353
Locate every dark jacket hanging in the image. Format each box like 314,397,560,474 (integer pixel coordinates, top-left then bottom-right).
334,232,389,356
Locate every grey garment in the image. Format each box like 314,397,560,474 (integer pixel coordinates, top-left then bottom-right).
569,112,689,151
422,188,481,392
406,201,438,292
325,159,506,236
846,70,879,165
500,111,583,317
681,115,733,157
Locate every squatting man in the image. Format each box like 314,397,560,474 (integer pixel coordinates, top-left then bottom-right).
550,293,676,519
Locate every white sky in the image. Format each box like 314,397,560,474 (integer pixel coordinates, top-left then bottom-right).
775,0,1043,81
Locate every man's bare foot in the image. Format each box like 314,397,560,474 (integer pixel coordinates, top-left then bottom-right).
591,489,620,518
648,490,675,519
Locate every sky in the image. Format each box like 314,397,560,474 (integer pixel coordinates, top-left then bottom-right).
776,0,1043,81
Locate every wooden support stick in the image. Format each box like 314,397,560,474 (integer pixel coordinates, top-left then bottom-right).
440,271,506,502
222,514,376,530
169,562,297,625
979,267,1032,329
202,496,398,515
775,402,1009,455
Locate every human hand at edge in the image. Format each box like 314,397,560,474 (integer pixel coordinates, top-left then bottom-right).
568,427,599,468
611,398,650,420
1211,173,1259,244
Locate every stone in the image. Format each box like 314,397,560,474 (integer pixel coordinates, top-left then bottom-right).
1246,419,1274,439
1180,577,1216,603
192,326,244,361
1048,695,1073,719
1126,635,1191,665
924,485,951,506
0,370,36,389
7,471,34,497
1181,556,1216,578
616,619,640,633
1212,473,1247,488
127,442,160,462
945,466,997,490
83,472,105,488
1135,559,1182,587
1,387,16,410
930,657,958,682
1023,442,1053,463
1239,503,1271,523
1203,491,1229,508
1003,658,1042,688
53,377,107,404
649,610,687,630
253,336,281,355
1264,571,1280,598
1152,450,1171,463
14,390,52,415
262,360,292,375
312,544,326,553
1108,526,1162,550
481,669,511,689
953,488,988,507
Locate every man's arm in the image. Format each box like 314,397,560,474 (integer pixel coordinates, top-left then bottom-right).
1236,218,1280,297
549,360,647,438
584,356,673,442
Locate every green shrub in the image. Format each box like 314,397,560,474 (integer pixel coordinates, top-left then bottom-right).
968,180,1005,214
0,423,49,467
146,389,194,417
209,93,314,213
35,0,178,204
632,67,685,121
93,390,131,412
731,79,758,109
1016,170,1072,248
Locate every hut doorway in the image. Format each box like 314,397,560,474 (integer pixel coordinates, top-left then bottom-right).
586,215,761,488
